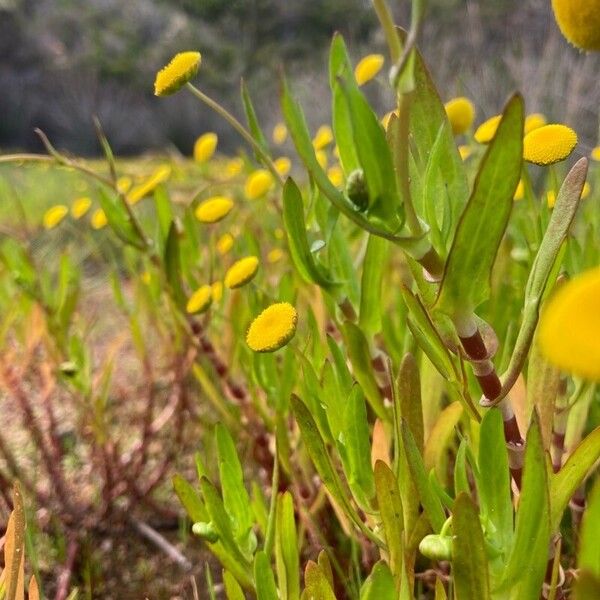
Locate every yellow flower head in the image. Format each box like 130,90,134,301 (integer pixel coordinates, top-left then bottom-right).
43,205,68,230
127,166,172,205
312,125,334,150
547,190,557,208
186,285,213,314
245,169,274,200
474,115,502,144
225,157,243,177
551,0,600,51
194,132,218,163
154,51,201,96
513,179,525,201
195,196,234,224
458,145,471,161
216,232,234,255
354,54,385,86
444,97,475,136
524,113,547,134
224,256,259,289
117,176,132,194
274,156,291,178
211,281,223,302
591,146,600,162
327,165,344,187
581,181,591,200
267,248,284,263
71,197,92,220
246,302,298,353
539,267,600,380
523,124,577,166
316,150,328,170
272,122,288,145
91,208,108,230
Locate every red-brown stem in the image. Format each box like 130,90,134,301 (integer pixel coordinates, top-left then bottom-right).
569,486,586,534
54,535,79,600
542,535,565,600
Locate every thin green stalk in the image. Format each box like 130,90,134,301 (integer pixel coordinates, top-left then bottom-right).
262,444,279,558
372,0,402,62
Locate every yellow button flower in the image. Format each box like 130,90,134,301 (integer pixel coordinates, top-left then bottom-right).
523,124,577,166
316,150,328,170
216,232,234,255
547,190,557,208
354,54,384,86
444,97,475,135
312,125,334,150
186,285,213,314
211,281,223,302
195,196,234,224
327,165,344,187
267,248,284,263
551,0,600,51
274,156,291,178
154,51,201,96
539,267,600,380
244,169,274,200
43,205,68,229
524,113,547,134
225,157,243,177
71,197,92,220
591,146,600,162
272,122,288,145
224,256,259,289
127,166,172,205
513,179,525,201
91,208,108,230
246,302,298,353
117,176,132,194
458,145,471,161
474,115,502,144
194,132,218,163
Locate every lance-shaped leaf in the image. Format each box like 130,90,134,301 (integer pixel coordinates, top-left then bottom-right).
164,221,185,305
282,178,337,290
452,492,491,600
360,561,396,600
436,94,524,315
254,551,279,600
275,492,300,600
98,188,147,250
303,561,337,600
578,479,600,577
224,570,246,600
241,79,270,161
359,235,389,336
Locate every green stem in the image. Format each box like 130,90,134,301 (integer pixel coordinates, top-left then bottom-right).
372,0,402,62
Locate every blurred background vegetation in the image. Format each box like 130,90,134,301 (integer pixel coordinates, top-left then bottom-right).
1,0,599,156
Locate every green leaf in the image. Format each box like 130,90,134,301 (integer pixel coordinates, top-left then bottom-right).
452,492,491,600
478,409,513,557
223,570,246,600
453,440,469,497
342,321,387,420
499,414,550,599
436,94,524,315
164,221,185,305
424,401,463,480
153,185,173,256
579,479,600,576
400,420,445,533
574,572,600,600
282,178,337,289
551,426,600,531
374,461,404,581
302,561,337,600
241,79,270,160
360,561,396,600
97,188,146,249
254,551,279,600
275,492,300,600
172,474,206,523
359,235,389,335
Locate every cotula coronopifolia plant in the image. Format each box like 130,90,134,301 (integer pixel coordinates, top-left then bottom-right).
156,0,600,598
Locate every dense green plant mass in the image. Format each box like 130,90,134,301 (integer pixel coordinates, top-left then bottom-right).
1,0,600,598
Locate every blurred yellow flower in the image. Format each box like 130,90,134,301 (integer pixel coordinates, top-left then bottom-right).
539,267,600,380
547,190,557,208
514,179,525,201
316,150,328,170
272,122,288,145
551,0,600,51
127,165,172,205
43,205,68,230
267,248,284,263
224,256,259,289
225,157,243,177
154,51,201,96
141,271,152,285
91,208,108,230
524,113,547,134
474,115,502,144
458,145,471,160
246,302,298,352
186,285,213,314
274,156,291,177
195,196,234,224
354,54,384,86
216,232,234,255
581,181,591,200
312,125,333,150
117,176,132,194
211,281,223,302
245,169,274,200
194,132,218,163
591,146,600,161
523,124,577,166
444,97,475,135
327,165,344,187
71,197,92,219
